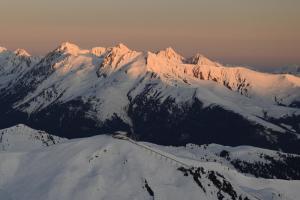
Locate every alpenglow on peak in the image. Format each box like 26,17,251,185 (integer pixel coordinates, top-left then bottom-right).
55,42,81,55
157,47,183,61
14,49,31,57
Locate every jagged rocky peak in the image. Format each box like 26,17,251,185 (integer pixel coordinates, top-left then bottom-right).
188,53,218,66
55,42,81,55
14,48,31,57
103,43,131,62
101,43,131,59
157,47,183,61
104,43,132,63
96,43,136,77
108,43,131,54
116,43,130,51
0,46,7,53
91,47,106,56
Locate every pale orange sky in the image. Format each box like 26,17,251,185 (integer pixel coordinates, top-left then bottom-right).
0,0,299,68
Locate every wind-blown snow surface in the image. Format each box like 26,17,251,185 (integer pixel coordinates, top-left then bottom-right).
0,124,66,152
0,42,300,152
0,133,299,200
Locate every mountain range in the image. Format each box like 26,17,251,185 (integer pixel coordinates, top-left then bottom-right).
0,42,300,153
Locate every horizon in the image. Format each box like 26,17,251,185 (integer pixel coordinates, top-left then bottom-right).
1,0,300,68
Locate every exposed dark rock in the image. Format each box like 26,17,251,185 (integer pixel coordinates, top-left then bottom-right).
178,167,242,200
230,153,300,180
143,179,154,197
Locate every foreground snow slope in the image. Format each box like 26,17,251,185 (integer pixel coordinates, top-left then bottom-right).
0,134,299,200
145,143,300,180
0,124,66,152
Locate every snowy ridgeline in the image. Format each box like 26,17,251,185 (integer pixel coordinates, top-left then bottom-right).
271,65,300,77
0,124,66,152
1,42,300,119
0,42,300,134
0,125,300,200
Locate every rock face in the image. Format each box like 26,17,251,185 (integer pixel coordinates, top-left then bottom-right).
0,42,300,153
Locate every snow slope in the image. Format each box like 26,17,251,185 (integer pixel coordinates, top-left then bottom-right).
0,124,66,152
145,142,300,180
0,134,299,200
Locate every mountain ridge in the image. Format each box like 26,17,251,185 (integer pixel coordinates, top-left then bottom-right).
1,42,300,153
0,124,66,152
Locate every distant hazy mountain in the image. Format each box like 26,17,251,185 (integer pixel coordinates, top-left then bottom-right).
272,65,300,77
0,42,300,153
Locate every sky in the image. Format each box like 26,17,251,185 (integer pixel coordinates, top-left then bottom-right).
0,0,299,68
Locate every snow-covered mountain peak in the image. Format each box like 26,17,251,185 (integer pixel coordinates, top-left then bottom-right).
0,47,7,53
55,42,82,55
106,43,132,56
188,53,219,66
96,43,137,75
157,47,183,61
91,47,106,56
0,124,66,152
101,43,132,59
115,43,130,51
14,48,31,57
